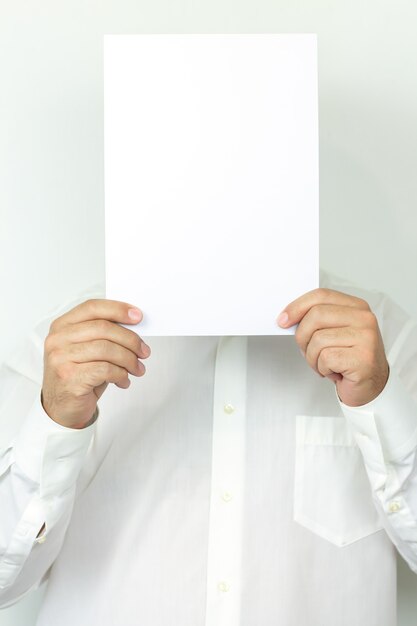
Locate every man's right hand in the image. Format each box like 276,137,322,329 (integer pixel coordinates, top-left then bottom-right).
41,299,150,429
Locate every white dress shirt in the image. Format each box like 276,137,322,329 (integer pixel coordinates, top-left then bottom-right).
1,268,417,626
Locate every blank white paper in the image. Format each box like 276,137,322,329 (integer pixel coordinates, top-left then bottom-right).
104,34,319,336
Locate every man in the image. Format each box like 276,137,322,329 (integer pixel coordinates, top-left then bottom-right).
0,267,416,625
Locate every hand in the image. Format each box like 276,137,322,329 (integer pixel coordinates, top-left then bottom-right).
277,288,390,407
41,299,150,429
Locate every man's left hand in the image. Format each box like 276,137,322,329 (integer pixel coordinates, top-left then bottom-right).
277,288,390,407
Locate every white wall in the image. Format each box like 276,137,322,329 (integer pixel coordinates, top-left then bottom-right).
1,0,416,623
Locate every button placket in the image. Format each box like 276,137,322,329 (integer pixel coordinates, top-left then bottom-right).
205,336,248,626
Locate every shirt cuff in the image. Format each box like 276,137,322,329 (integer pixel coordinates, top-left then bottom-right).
336,364,417,463
12,391,97,497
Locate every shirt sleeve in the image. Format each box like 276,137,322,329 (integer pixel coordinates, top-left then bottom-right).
0,284,104,606
336,299,417,573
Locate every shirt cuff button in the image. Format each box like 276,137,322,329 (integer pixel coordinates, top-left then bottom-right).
388,501,401,513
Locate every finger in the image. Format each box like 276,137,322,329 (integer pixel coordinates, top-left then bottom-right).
51,299,143,331
277,287,370,328
317,346,359,379
327,372,343,382
66,340,145,377
49,319,150,359
78,361,133,390
295,305,376,354
304,326,358,375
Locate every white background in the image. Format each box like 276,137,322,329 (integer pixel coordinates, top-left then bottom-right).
0,0,416,623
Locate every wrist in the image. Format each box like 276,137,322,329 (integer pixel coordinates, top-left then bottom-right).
41,390,99,430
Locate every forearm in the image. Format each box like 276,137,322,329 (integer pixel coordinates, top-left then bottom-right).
0,461,76,606
338,362,417,572
0,391,96,604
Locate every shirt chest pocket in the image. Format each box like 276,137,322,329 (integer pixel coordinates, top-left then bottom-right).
293,415,384,547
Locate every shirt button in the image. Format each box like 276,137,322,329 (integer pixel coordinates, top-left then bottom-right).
388,501,401,513
221,491,233,502
218,581,230,592
223,403,235,414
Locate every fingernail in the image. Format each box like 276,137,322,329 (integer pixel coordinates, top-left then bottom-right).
128,307,142,322
299,348,305,357
277,312,289,327
142,342,151,356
